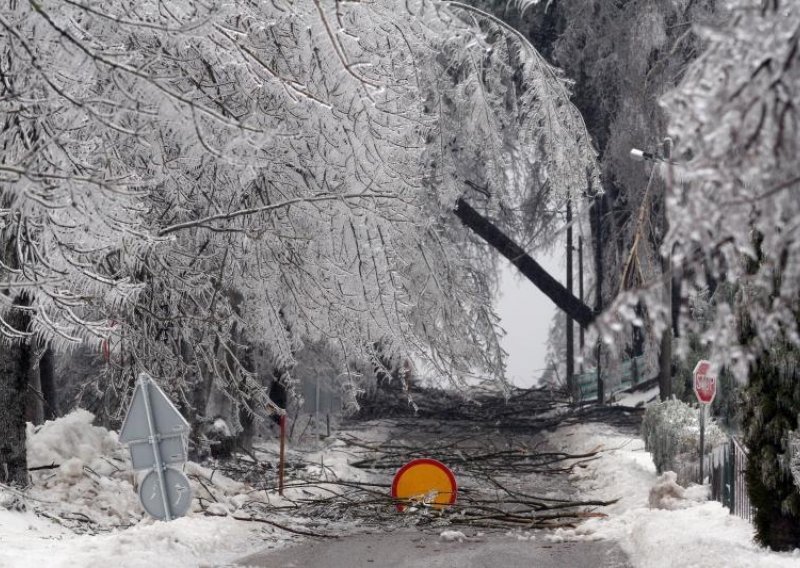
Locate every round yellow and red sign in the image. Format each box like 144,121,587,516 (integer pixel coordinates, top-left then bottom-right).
391,458,457,511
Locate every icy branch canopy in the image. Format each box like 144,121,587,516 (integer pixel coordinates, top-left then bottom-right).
597,1,800,380
0,0,597,388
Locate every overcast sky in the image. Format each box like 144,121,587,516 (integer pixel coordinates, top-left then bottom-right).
495,248,564,388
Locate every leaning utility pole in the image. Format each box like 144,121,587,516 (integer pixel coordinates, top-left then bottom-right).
454,198,595,328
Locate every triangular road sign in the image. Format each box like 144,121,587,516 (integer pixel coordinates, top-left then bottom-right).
119,373,190,444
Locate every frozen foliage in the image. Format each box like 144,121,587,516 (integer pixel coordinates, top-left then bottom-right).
661,0,800,377
599,0,800,377
641,399,726,481
519,0,720,372
0,0,598,416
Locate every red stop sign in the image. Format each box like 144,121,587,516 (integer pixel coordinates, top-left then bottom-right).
693,360,717,405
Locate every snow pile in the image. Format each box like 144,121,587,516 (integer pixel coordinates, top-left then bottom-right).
26,410,141,529
24,410,259,529
0,410,300,567
439,529,467,542
304,438,372,484
614,385,659,408
648,471,708,510
28,409,121,467
183,461,248,515
548,422,800,567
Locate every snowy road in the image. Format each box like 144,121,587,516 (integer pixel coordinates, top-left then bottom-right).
235,415,634,568
8,406,800,567
235,528,631,567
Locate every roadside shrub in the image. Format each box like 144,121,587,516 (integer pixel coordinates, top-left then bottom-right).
642,398,726,484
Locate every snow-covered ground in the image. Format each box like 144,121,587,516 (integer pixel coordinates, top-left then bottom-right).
0,411,400,568
0,411,305,568
547,421,800,568
4,407,800,568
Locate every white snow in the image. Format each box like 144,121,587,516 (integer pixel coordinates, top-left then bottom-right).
439,529,467,542
7,411,800,567
613,385,659,408
0,506,281,568
548,422,800,567
0,411,295,568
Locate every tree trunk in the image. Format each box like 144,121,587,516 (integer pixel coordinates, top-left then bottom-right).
39,347,58,421
0,302,32,486
25,346,44,426
454,198,595,328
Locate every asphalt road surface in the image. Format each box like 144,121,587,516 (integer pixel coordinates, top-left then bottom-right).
235,528,631,568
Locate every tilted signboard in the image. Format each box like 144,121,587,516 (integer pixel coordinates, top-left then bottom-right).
119,373,192,521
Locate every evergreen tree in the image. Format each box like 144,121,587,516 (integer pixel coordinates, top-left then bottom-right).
742,342,800,550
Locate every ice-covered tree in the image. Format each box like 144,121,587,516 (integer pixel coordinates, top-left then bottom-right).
584,0,799,547
1,0,599,478
661,0,799,374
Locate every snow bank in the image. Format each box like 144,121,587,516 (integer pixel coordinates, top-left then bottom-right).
648,471,708,510
26,410,141,529
0,508,281,568
547,423,800,567
28,409,120,468
24,410,259,529
614,385,658,408
0,410,298,568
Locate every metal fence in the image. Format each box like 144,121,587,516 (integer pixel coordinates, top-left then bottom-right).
293,375,343,442
707,436,754,522
576,355,646,401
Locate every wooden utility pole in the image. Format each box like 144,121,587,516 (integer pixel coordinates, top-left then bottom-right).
595,195,604,405
658,138,674,401
578,236,585,365
566,198,575,399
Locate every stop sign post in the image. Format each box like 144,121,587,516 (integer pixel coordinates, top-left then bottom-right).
693,360,717,483
693,360,717,405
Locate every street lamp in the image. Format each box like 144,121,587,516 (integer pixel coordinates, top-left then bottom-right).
629,148,655,162
630,138,674,402
630,144,677,165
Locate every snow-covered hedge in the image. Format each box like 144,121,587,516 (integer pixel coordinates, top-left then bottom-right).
642,399,727,483
790,428,800,491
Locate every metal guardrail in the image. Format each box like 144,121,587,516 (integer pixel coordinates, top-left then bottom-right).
575,355,646,401
708,436,754,522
